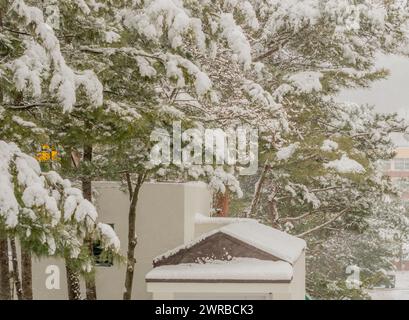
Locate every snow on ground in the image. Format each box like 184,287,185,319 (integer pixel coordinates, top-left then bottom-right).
369,272,409,300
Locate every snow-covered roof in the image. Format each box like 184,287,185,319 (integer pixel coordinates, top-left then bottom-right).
194,213,256,225
146,258,293,282
153,228,220,264
220,222,306,264
154,221,306,265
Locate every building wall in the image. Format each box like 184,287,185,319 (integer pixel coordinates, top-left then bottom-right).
394,260,409,271
147,282,294,300
30,181,211,300
394,148,409,159
289,251,306,300
384,148,409,177
383,148,409,199
194,222,232,238
183,182,213,243
147,252,306,300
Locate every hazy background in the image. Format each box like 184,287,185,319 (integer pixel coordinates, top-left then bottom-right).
337,54,409,147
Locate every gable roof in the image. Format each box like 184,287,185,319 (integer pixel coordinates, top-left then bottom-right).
220,222,306,264
154,221,306,266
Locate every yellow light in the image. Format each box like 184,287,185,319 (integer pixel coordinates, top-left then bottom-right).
35,145,60,162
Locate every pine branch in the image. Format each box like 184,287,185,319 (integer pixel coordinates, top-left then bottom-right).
296,207,350,238
2,102,55,110
279,211,312,222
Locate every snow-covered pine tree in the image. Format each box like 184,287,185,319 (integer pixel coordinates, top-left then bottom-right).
223,0,409,298
306,193,409,299
0,140,120,299
2,0,285,299
3,0,409,300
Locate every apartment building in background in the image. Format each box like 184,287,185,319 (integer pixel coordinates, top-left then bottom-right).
383,147,409,270
383,147,409,199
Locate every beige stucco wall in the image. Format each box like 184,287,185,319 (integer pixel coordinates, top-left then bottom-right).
30,181,211,300
194,218,257,238
183,182,213,242
147,281,295,300
194,222,231,237
289,251,306,300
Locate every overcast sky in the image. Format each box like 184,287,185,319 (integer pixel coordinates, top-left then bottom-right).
337,54,409,147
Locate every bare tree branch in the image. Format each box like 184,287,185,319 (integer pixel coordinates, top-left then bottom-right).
279,211,312,222
296,207,349,238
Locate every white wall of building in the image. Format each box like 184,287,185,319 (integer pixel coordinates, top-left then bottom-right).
147,282,295,300
289,251,306,300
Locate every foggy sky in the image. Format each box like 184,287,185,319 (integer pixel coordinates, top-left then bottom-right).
337,54,409,147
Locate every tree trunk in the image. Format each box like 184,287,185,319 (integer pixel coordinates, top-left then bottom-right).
269,197,280,228
214,190,230,217
82,143,97,300
123,173,145,300
21,248,33,300
247,160,270,217
0,0,5,28
10,238,22,300
0,238,11,300
400,243,404,271
0,22,5,298
65,263,81,300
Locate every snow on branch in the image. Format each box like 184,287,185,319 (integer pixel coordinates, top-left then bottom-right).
219,13,252,69
120,0,206,52
324,154,365,174
0,140,120,260
163,54,212,96
276,143,299,161
10,0,103,112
